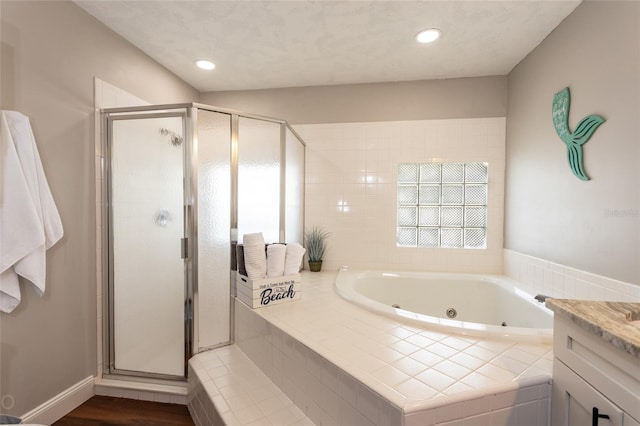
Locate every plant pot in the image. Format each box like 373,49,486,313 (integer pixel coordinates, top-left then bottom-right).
308,260,323,272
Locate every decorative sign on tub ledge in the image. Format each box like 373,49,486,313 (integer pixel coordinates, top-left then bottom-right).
236,273,301,308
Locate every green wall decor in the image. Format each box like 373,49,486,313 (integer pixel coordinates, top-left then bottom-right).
552,87,605,181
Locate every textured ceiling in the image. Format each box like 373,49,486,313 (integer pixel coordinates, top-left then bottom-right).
74,0,581,92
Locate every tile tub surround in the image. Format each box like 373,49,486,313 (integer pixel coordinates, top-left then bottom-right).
188,346,314,426
294,118,507,274
503,249,640,303
234,271,553,425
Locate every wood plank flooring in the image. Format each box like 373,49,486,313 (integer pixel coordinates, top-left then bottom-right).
52,396,194,426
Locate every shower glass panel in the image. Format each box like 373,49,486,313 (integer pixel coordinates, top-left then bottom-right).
196,110,231,350
103,102,305,383
110,115,185,377
285,128,305,244
237,117,281,243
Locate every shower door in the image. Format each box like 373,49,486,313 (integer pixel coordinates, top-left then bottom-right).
107,112,188,379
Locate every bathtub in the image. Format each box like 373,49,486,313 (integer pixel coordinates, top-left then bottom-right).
335,270,553,342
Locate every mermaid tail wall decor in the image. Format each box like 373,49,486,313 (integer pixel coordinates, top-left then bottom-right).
552,87,605,181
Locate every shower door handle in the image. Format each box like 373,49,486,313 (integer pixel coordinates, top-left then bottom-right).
181,238,188,259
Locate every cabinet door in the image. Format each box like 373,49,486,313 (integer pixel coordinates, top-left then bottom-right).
552,360,623,426
625,415,640,426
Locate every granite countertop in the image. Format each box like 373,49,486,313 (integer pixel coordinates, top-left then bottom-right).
546,299,640,359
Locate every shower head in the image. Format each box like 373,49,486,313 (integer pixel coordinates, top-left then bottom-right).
159,128,183,147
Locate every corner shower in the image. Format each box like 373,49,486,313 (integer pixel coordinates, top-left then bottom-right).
101,103,305,381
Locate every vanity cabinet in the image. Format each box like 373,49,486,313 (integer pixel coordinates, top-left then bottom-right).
551,314,640,426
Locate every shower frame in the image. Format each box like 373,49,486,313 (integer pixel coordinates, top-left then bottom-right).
101,102,306,382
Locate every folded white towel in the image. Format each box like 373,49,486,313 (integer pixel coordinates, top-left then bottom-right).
0,111,64,313
266,244,286,277
284,242,306,275
242,233,266,280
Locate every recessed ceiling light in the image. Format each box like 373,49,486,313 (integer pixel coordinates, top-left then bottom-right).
415,29,441,44
196,60,216,70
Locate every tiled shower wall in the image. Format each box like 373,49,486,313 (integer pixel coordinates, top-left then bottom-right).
294,118,506,273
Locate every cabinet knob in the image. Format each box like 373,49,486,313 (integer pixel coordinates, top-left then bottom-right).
592,407,610,426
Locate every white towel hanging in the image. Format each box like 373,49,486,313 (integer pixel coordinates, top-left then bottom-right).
0,111,63,313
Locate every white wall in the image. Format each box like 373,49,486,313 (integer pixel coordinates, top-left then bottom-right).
505,1,640,285
295,117,506,273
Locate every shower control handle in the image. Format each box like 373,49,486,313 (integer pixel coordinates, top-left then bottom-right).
181,238,188,259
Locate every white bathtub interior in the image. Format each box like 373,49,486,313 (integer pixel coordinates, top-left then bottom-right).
336,270,553,342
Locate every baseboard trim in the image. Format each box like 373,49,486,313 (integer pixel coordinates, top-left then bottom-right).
20,376,94,425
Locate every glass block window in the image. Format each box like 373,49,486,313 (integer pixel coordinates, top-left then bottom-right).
397,162,488,249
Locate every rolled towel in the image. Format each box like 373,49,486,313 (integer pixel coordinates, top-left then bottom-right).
243,232,265,247
284,242,306,275
266,244,286,277
242,233,266,280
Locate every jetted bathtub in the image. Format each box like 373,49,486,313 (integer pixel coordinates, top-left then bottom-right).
335,270,553,342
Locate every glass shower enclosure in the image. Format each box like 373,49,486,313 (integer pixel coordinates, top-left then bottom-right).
101,103,305,381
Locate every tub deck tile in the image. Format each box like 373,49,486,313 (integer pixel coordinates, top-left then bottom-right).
254,270,553,416
188,345,314,426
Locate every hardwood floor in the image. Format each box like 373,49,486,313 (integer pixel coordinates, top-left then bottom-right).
52,396,194,426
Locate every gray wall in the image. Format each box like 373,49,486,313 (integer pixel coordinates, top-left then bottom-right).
0,1,197,416
201,76,507,124
505,1,640,284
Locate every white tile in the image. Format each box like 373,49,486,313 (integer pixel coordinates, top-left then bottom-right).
476,364,517,382
390,340,421,356
406,334,436,348
337,369,358,408
434,403,465,424
235,405,264,425
441,337,475,351
388,326,418,339
489,390,517,411
449,352,486,370
490,407,515,426
356,383,381,424
460,372,501,389
416,368,457,391
490,355,529,375
426,342,460,359
379,403,403,425
514,401,539,426
371,365,412,387
337,398,376,426
410,349,446,367
394,378,439,399
515,385,543,405
392,356,429,376
433,360,472,380
442,381,474,396
463,412,491,426
405,410,436,426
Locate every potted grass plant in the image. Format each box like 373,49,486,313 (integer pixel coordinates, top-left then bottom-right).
304,226,330,272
